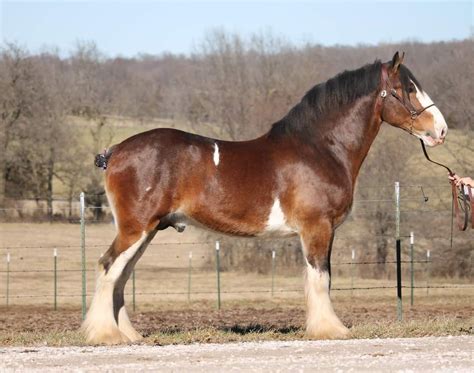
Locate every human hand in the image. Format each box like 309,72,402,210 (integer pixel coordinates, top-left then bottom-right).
449,174,474,187
448,174,460,183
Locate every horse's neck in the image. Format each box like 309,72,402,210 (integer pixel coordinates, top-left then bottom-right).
317,93,383,185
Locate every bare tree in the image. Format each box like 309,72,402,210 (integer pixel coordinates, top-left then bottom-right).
67,42,118,220
194,30,252,139
0,44,38,207
1,35,472,229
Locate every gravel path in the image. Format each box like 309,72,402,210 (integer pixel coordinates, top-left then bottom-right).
1,336,472,372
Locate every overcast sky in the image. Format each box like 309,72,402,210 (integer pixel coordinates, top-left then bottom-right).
1,1,472,57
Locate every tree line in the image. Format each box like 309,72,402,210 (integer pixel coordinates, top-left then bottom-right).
0,32,472,217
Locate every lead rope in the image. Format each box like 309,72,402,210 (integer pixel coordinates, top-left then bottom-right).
420,140,470,231
469,187,474,230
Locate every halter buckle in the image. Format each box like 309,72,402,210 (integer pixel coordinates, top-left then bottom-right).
380,90,387,98
410,111,418,120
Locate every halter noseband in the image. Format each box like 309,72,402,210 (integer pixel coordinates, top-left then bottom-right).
379,65,436,132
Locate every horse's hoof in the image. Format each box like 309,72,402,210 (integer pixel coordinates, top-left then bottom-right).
306,322,350,340
121,329,144,343
85,329,131,345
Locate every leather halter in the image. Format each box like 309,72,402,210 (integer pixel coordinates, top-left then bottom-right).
379,64,472,231
379,65,436,134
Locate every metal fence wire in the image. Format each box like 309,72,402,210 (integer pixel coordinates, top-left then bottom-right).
0,183,473,322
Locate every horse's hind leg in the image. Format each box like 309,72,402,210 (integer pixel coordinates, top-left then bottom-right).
82,229,155,345
113,229,158,342
300,219,349,339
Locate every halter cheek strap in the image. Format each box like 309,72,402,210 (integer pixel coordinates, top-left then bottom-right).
379,65,436,133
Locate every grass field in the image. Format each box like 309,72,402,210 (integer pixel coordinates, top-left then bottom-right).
1,222,471,305
0,294,472,346
0,222,472,346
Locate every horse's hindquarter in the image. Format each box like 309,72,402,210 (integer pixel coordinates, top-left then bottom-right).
105,129,279,236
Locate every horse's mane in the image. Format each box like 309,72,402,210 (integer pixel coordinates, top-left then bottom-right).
268,59,420,139
399,64,422,93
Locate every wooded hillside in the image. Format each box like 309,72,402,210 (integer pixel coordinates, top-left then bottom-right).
0,33,472,211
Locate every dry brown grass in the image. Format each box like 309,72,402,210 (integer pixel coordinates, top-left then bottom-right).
0,223,472,346
1,223,471,305
0,292,472,346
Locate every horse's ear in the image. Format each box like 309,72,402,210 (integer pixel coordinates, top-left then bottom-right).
391,51,405,73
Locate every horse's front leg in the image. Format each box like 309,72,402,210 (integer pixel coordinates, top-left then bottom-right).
300,219,349,339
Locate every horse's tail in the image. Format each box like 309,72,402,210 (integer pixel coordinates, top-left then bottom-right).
94,145,116,170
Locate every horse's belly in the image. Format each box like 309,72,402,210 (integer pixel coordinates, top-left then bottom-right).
208,199,298,238
257,224,298,238
166,207,297,238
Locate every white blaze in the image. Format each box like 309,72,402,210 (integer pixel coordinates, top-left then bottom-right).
412,81,447,139
213,143,220,166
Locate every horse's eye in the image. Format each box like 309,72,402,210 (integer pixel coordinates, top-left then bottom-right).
408,84,416,93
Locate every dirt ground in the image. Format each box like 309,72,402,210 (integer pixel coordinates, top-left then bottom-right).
0,223,472,354
0,293,472,341
1,336,473,372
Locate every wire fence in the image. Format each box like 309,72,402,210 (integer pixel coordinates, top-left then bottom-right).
1,238,472,311
0,182,473,322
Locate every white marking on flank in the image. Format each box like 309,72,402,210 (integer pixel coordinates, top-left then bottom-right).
213,143,220,166
145,186,152,192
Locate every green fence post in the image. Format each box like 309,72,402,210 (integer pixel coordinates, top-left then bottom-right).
410,232,414,307
54,248,58,311
426,250,430,295
351,249,355,297
470,251,473,283
80,192,86,320
188,251,192,303
6,252,10,308
216,241,221,310
271,250,276,297
132,269,136,312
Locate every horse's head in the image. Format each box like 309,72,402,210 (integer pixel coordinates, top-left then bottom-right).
380,52,448,147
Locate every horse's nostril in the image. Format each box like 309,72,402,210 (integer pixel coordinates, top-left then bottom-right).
440,128,447,138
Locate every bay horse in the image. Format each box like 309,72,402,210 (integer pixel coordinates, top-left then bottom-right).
83,52,448,344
